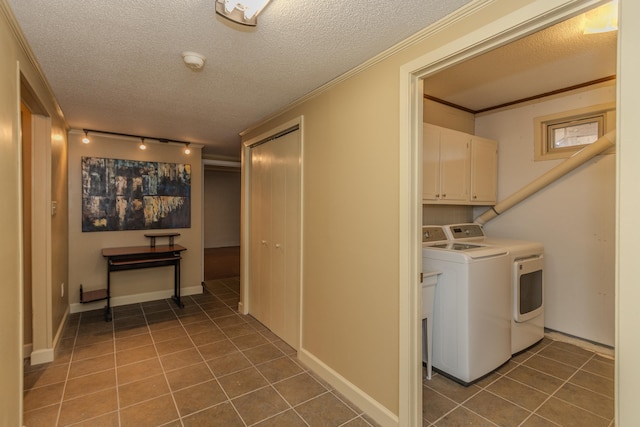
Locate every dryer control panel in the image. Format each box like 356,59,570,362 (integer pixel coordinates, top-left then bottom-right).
446,223,485,240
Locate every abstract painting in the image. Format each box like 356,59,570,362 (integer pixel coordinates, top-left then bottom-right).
82,157,191,232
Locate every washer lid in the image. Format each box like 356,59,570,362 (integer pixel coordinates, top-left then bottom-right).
423,242,507,259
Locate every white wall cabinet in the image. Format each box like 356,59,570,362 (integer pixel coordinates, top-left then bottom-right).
249,129,301,349
470,135,498,203
423,123,497,205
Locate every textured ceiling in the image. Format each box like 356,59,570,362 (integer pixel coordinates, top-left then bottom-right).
7,0,471,158
423,10,617,112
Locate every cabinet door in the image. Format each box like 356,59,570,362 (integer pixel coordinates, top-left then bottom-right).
439,129,470,202
470,136,498,204
423,124,441,201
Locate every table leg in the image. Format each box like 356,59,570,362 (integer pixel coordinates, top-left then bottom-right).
105,265,112,322
171,258,184,308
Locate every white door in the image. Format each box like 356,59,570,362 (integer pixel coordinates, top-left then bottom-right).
249,128,301,349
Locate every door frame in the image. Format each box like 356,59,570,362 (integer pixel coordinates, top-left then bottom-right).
398,1,606,424
239,116,304,348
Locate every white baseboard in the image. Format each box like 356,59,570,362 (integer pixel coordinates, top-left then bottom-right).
70,285,203,314
298,348,398,427
30,348,54,365
544,330,615,359
23,343,33,359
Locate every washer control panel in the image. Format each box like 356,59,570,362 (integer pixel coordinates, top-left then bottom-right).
422,226,448,243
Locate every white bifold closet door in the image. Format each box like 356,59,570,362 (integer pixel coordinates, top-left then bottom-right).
249,128,301,349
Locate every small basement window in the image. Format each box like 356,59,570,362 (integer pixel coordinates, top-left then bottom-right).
534,103,615,161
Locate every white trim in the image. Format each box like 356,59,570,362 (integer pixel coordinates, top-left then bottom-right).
69,285,203,314
398,1,605,425
23,344,33,360
203,159,241,168
29,306,70,366
30,114,53,355
30,348,54,365
298,349,398,427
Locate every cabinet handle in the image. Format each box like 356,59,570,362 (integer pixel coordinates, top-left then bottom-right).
473,195,477,199
435,193,439,198
442,193,446,198
275,244,281,249
261,240,267,245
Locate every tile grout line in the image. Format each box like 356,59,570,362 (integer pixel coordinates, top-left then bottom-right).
111,307,122,427
141,301,186,427
54,312,81,427
174,294,243,425
185,291,251,426
517,351,611,426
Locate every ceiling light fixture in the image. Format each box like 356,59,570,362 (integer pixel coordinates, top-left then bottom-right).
583,0,618,34
82,130,90,144
215,0,272,26
139,138,147,150
184,143,191,155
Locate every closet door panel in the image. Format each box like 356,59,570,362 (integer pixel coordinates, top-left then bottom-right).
249,144,272,326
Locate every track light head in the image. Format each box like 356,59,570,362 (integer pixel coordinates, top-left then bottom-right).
82,130,90,144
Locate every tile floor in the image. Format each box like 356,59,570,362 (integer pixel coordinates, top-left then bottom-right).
422,337,615,426
23,278,379,427
23,276,615,427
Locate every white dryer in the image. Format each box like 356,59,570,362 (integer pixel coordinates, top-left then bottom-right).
422,226,511,384
443,223,545,354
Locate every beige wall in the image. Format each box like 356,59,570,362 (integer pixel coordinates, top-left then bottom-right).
423,98,474,133
67,131,203,307
477,84,616,347
203,169,241,248
0,9,23,425
241,0,640,422
1,0,68,424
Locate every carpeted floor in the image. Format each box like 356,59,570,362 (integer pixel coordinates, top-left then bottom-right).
204,246,240,280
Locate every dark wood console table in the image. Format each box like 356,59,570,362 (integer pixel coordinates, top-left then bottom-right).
96,244,187,321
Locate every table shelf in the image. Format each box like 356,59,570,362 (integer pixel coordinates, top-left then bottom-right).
79,285,108,303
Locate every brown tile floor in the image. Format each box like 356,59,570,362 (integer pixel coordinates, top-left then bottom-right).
423,337,615,426
23,278,380,427
23,276,616,427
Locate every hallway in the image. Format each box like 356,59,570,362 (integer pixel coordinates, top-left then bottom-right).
23,278,378,426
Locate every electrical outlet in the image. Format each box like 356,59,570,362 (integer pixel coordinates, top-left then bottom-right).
61,283,64,297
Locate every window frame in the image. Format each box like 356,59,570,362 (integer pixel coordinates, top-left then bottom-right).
534,103,615,161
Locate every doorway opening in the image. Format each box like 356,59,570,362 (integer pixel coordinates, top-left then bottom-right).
400,1,616,424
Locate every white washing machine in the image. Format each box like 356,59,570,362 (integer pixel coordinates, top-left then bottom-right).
443,223,545,354
422,226,511,384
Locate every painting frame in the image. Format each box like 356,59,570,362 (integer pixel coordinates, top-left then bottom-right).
81,156,191,232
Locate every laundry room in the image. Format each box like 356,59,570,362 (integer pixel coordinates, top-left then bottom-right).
421,4,616,354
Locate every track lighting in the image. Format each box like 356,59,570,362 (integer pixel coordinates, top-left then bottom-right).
80,129,196,153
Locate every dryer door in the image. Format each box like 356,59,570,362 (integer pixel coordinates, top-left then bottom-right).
514,255,544,322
